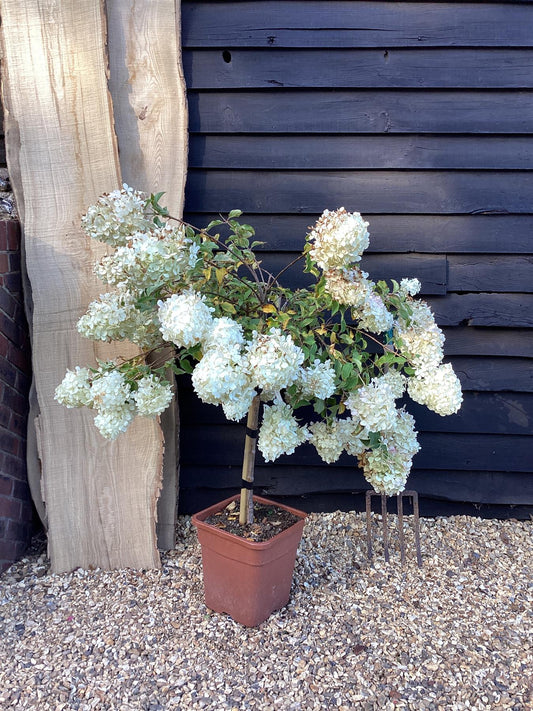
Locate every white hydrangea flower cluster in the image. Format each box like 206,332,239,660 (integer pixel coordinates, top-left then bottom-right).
356,291,394,334
94,225,192,294
77,290,160,348
394,300,445,375
133,375,174,417
258,401,308,462
295,359,336,400
324,267,393,334
408,363,463,416
54,366,92,408
308,208,369,270
308,419,346,463
246,328,304,393
81,185,150,247
324,268,369,307
158,291,214,348
55,367,172,439
88,370,137,440
192,347,256,422
345,371,405,432
202,316,244,352
398,278,421,297
358,409,420,495
308,417,367,464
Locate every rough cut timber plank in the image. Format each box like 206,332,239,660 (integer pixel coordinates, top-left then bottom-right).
182,2,533,48
107,0,188,551
0,0,163,572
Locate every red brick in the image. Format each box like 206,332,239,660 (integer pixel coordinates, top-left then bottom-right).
0,288,17,318
8,252,20,273
0,496,21,520
11,478,28,500
6,518,31,542
2,452,27,480
0,225,8,252
3,272,22,294
0,475,13,496
8,343,31,373
6,222,20,251
0,354,17,387
0,254,9,274
0,334,8,358
2,385,26,415
0,427,19,455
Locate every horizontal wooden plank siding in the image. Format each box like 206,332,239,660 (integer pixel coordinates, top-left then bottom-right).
180,1,533,515
182,3,533,48
189,91,533,134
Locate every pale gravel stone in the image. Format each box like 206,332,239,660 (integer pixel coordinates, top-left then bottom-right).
0,513,531,710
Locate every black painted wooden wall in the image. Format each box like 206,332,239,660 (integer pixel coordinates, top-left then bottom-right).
179,1,533,517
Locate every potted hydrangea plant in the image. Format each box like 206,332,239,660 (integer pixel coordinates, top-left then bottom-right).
56,186,462,626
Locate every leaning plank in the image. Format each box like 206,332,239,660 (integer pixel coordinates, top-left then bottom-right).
107,0,188,550
0,0,163,572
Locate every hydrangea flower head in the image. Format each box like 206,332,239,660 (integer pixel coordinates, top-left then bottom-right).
247,328,304,393
158,290,214,348
258,400,308,462
81,184,150,247
308,208,369,270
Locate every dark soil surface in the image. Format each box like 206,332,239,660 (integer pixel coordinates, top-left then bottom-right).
204,499,301,542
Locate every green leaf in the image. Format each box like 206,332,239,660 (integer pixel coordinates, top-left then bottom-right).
228,209,243,219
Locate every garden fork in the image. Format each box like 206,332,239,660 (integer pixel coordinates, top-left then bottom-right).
365,490,422,566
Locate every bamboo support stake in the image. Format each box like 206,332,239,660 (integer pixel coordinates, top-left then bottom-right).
239,395,261,525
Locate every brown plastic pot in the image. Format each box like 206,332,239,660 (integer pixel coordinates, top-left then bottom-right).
192,494,307,627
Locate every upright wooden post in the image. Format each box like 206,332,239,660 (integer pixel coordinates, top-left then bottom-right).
0,0,164,572
106,0,188,550
239,395,261,525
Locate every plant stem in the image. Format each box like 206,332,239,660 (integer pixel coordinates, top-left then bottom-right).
239,394,261,525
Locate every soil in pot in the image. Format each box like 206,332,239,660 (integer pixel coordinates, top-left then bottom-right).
204,498,300,542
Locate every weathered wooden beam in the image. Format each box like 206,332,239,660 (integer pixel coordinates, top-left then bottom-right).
107,0,188,551
0,0,163,572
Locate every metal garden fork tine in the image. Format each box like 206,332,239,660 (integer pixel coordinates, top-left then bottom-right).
365,490,423,567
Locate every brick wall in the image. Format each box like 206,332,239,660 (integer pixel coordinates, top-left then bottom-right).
0,220,33,573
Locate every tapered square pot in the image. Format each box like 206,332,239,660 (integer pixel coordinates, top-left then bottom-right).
192,495,307,627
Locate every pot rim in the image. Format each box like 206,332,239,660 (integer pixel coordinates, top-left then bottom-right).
192,494,307,550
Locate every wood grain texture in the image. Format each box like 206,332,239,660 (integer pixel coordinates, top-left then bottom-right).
189,135,533,170
179,1,533,513
178,386,533,435
179,424,532,473
189,91,533,134
184,49,533,90
179,466,533,506
184,213,533,254
185,170,533,215
107,0,188,551
447,256,533,293
182,2,533,48
256,251,447,295
0,0,163,572
427,294,533,327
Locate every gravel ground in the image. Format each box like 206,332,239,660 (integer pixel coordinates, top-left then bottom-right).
0,512,532,710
